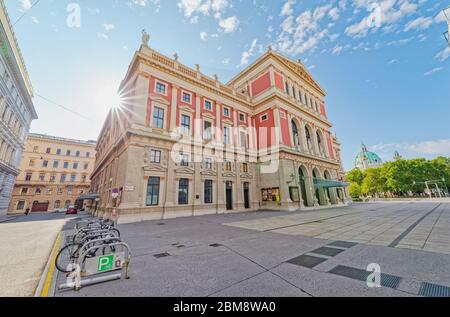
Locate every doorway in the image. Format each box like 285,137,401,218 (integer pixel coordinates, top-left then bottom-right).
226,181,233,210
32,201,49,212
243,182,250,209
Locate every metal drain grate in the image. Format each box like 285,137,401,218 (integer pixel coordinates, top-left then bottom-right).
328,241,358,249
209,243,222,248
329,265,402,289
419,282,450,297
310,247,345,257
287,254,328,269
153,252,171,258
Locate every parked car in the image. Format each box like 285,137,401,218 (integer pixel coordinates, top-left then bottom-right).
66,206,78,215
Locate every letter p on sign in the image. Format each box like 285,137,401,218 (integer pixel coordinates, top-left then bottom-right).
98,255,114,272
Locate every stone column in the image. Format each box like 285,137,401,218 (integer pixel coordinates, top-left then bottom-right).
164,152,176,209
287,114,294,148
312,127,320,156
300,121,308,153
273,108,281,147
216,162,224,213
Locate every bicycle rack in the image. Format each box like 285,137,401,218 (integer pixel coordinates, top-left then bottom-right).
58,237,131,291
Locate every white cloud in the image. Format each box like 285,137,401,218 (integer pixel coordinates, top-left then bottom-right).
424,66,444,76
370,139,450,161
103,23,115,31
345,0,418,38
31,16,39,24
435,46,450,62
280,0,296,17
200,31,208,41
20,0,32,10
404,16,433,32
97,33,109,39
239,39,259,66
219,16,239,33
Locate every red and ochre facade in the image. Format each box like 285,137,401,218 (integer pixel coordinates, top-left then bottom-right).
90,42,347,223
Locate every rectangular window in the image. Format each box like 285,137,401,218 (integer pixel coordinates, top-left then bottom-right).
17,201,25,210
260,114,268,122
29,159,35,167
66,150,71,156
239,113,245,122
53,161,59,168
63,162,69,169
146,177,160,206
203,121,212,140
73,162,78,169
225,161,232,171
39,173,45,182
86,152,90,158
243,163,249,173
60,174,67,183
43,160,48,168
57,188,63,195
204,100,212,111
155,82,167,95
204,180,213,204
81,175,87,183
150,150,161,163
35,187,42,195
67,186,73,195
152,106,165,129
178,178,189,205
240,131,247,149
70,174,76,182
223,126,230,145
181,114,191,135
223,107,230,117
46,148,51,154
56,149,61,155
49,174,56,183
84,163,89,170
204,158,213,170
182,92,191,104
25,173,32,181
76,151,80,157
47,188,53,195
180,154,189,167
21,188,28,194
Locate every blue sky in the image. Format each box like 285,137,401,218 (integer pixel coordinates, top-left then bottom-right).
5,0,450,171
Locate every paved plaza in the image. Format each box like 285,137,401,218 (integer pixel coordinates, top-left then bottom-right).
50,201,450,297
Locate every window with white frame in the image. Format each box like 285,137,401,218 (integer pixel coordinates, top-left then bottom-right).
182,91,192,104
180,153,190,167
152,106,165,129
155,81,167,95
223,107,230,117
239,113,245,122
180,114,191,135
204,100,212,111
260,114,268,122
203,121,212,140
204,157,213,170
223,126,231,145
240,131,247,149
150,150,161,163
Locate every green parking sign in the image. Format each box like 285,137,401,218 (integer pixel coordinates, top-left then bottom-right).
98,255,114,272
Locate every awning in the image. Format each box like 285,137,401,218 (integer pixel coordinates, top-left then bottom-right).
314,179,350,189
77,193,100,200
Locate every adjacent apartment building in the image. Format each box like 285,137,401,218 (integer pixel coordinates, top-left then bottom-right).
0,1,37,216
8,134,96,213
91,35,348,223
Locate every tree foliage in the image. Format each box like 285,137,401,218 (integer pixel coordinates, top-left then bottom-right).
346,156,450,197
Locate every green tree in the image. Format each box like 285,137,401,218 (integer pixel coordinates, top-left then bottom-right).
361,168,386,196
346,168,365,186
349,183,362,199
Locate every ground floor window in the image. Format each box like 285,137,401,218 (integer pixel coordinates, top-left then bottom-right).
204,180,213,204
17,201,25,210
64,200,71,209
178,178,189,205
54,200,61,209
146,177,160,206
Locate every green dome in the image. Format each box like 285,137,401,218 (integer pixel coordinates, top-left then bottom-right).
355,144,383,169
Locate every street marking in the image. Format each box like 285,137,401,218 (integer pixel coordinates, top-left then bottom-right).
40,232,62,297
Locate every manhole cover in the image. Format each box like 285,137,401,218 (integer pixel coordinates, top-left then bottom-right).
329,265,402,289
328,241,358,249
287,254,328,269
419,282,450,297
154,252,171,258
310,247,345,257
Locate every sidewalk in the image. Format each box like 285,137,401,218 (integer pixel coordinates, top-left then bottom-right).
0,214,21,223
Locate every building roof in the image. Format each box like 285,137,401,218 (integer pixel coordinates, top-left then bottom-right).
355,144,383,168
28,133,97,146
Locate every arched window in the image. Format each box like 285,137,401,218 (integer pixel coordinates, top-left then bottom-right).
305,126,313,152
64,200,71,209
317,131,325,156
54,200,61,209
292,120,300,147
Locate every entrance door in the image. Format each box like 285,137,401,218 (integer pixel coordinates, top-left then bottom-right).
243,182,250,209
32,201,49,212
226,181,233,210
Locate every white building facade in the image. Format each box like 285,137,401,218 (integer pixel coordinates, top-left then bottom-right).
0,1,37,216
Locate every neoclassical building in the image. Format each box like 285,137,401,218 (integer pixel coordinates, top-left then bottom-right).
8,134,96,213
91,34,348,223
0,2,37,216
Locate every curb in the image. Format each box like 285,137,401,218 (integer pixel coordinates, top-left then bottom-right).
34,231,64,297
